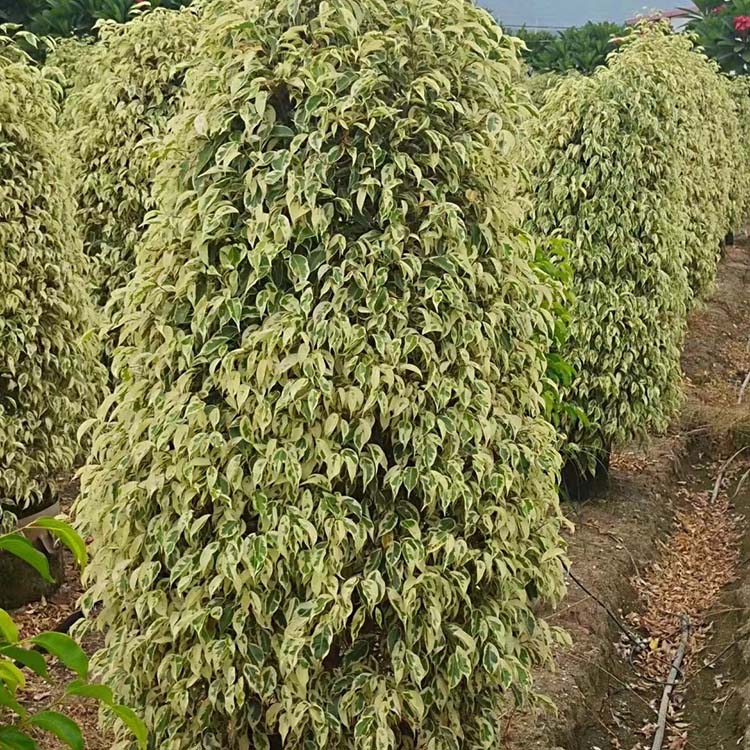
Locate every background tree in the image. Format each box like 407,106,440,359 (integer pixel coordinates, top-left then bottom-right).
2,0,192,36
516,21,627,74
685,0,750,76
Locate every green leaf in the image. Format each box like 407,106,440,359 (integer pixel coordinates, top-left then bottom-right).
0,609,19,644
289,255,309,283
311,627,332,660
0,660,25,690
482,643,500,675
25,518,87,571
0,727,37,750
109,704,148,749
354,715,374,739
30,633,88,679
1,646,49,679
0,681,25,717
30,711,84,750
65,680,114,704
0,534,52,583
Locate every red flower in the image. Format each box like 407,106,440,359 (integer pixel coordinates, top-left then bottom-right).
735,14,750,32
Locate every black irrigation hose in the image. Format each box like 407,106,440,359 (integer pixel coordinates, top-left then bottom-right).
564,563,645,650
563,563,685,683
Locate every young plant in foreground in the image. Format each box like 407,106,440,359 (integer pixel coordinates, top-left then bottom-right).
0,520,147,750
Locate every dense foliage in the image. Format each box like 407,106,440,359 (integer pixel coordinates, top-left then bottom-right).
44,36,94,95
655,32,738,301
523,71,566,107
63,7,198,335
685,0,750,75
2,0,193,36
0,519,147,750
516,22,627,74
77,1,568,749
0,32,101,514
530,25,704,474
729,77,750,224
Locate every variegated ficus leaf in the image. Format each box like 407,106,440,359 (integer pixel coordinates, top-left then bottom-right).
44,37,95,97
728,76,750,236
0,32,102,514
77,2,569,749
528,23,743,477
61,7,199,355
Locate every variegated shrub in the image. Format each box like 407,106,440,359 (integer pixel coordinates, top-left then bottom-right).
77,2,568,749
63,7,198,332
44,36,94,99
0,33,101,513
530,24,693,476
656,30,738,302
729,77,750,232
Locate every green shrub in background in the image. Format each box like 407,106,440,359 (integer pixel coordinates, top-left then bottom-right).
16,0,193,37
0,31,101,515
530,24,694,476
685,0,750,76
729,77,750,228
516,21,627,75
63,6,198,343
76,1,568,749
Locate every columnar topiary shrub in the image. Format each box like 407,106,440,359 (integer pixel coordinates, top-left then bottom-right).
728,77,750,230
657,32,738,301
530,25,694,483
77,2,568,749
63,6,198,326
0,35,100,513
0,32,101,601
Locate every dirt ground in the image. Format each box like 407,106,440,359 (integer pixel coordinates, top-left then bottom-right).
6,243,750,750
506,241,750,750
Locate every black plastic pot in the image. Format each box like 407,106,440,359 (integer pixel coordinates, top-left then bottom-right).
0,493,64,610
561,447,611,503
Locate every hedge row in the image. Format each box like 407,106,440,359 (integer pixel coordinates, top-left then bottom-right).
4,5,748,750
529,23,746,478
0,32,101,516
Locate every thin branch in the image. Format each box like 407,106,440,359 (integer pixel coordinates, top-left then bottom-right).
651,616,690,750
710,447,750,504
739,371,750,404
